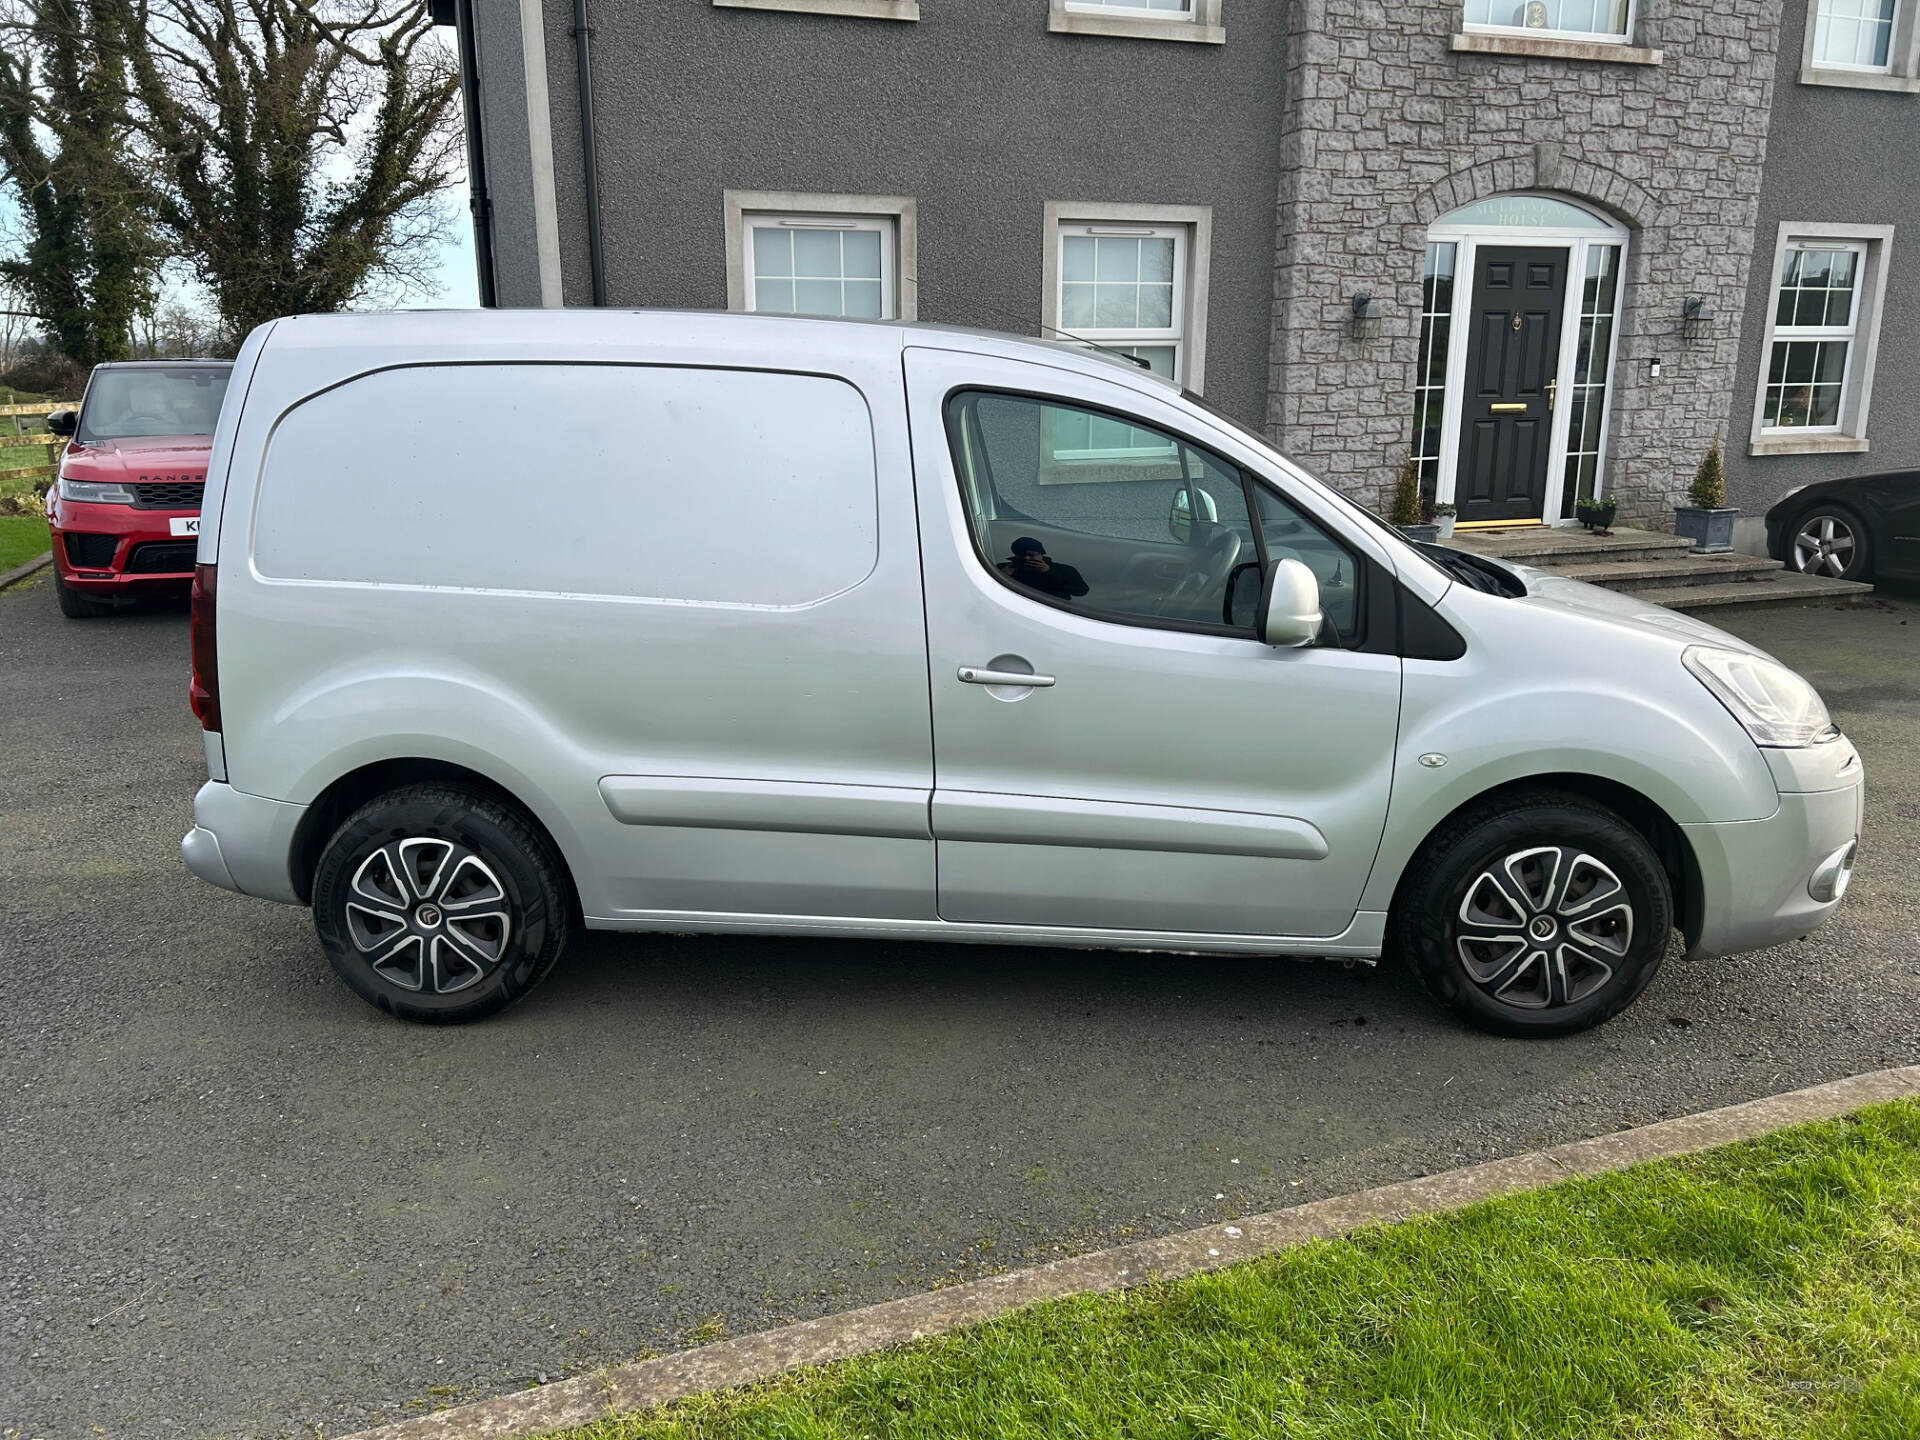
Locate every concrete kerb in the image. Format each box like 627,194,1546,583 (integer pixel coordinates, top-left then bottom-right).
0,550,51,590
344,1063,1920,1440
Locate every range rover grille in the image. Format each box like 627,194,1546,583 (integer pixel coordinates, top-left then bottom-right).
131,480,205,509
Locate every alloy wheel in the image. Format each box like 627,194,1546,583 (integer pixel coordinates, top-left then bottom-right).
1455,846,1635,1010
344,837,512,994
1791,514,1857,578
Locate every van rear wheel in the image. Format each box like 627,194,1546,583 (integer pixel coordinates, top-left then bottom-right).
312,783,574,1023
1392,790,1673,1037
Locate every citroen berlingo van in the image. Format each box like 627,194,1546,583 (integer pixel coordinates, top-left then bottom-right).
181,311,1863,1035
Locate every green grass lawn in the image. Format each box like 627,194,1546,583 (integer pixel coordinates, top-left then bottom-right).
0,513,50,571
559,1099,1920,1440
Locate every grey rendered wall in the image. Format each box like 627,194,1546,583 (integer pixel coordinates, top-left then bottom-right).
468,0,547,309
514,0,1285,429
1722,1,1920,514
1269,0,1785,523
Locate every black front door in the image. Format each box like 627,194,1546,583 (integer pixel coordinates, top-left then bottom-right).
1456,246,1568,524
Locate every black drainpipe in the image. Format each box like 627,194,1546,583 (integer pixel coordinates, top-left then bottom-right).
571,0,607,306
449,0,498,307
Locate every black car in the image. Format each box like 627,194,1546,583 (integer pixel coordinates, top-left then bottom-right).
1765,468,1920,584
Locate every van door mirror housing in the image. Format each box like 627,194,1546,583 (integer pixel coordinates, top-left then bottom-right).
1260,558,1323,648
45,409,77,437
1168,485,1219,543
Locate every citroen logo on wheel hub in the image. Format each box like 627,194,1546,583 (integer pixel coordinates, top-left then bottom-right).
1528,915,1557,942
416,904,442,928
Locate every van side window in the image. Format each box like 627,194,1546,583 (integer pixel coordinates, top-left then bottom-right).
945,390,1263,634
1251,486,1362,641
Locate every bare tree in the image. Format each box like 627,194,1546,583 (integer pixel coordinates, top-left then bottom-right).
0,0,159,366
124,0,462,345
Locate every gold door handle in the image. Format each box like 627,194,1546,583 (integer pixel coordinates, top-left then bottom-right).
1489,403,1527,414
1546,378,1558,411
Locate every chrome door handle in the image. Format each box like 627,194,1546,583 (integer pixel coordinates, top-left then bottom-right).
957,665,1055,688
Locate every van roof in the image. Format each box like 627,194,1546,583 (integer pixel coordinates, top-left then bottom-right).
265,308,1181,390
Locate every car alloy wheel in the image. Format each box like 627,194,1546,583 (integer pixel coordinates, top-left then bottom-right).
344,837,512,994
1455,846,1634,1010
312,783,574,1023
1791,513,1860,579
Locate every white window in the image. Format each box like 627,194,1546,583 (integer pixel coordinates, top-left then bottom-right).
1058,224,1187,383
1749,224,1894,455
1042,204,1211,393
746,216,894,319
1801,0,1920,88
1762,243,1864,432
1067,0,1192,12
1047,0,1224,43
1040,206,1211,463
1812,0,1898,68
723,191,917,321
1462,0,1633,42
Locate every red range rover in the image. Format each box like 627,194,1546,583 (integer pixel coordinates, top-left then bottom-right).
44,360,233,617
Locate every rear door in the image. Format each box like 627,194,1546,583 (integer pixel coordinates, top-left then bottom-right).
905,346,1402,940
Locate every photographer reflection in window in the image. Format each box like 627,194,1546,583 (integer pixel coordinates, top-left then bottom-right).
997,536,1089,602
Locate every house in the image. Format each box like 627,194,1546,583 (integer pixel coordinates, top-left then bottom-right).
434,0,1915,545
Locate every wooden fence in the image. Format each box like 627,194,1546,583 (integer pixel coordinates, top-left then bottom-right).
0,398,78,486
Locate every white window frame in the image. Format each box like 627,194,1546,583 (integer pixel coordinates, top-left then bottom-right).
1041,201,1212,394
1048,0,1224,45
1459,0,1638,47
723,190,917,321
1801,0,1920,90
1748,223,1895,457
1423,194,1630,526
713,0,918,22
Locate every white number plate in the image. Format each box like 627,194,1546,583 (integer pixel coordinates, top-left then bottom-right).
169,516,201,537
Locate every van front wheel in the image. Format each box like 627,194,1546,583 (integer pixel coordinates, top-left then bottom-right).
312,784,574,1023
1393,791,1673,1037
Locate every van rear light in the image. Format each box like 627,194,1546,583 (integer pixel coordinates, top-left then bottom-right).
189,563,221,732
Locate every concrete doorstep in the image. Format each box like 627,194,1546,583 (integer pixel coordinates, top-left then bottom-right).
343,1064,1920,1440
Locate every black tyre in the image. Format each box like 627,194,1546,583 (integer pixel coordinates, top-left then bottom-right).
54,569,119,618
1784,505,1872,582
312,783,574,1023
1392,790,1673,1037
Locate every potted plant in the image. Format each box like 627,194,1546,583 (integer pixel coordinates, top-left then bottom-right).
1430,502,1457,541
1391,451,1438,543
1574,495,1618,534
1674,435,1737,553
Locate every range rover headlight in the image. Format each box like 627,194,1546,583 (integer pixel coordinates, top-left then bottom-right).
58,476,138,504
1683,645,1837,748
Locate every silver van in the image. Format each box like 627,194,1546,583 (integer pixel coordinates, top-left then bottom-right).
181,311,1862,1035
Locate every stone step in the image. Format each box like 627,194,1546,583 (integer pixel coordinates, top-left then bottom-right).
1610,571,1875,611
1451,526,1696,566
1550,552,1784,591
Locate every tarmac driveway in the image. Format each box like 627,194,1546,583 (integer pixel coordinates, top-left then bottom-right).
3,572,1918,1438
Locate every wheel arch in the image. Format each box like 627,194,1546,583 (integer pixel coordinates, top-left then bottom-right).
289,756,582,922
1388,772,1704,951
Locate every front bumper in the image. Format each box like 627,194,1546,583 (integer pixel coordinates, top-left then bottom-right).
1681,756,1864,960
48,497,199,592
181,780,306,905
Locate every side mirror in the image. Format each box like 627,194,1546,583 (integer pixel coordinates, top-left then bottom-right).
1168,485,1219,543
1259,557,1323,648
45,409,77,437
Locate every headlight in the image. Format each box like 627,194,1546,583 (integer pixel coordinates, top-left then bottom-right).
1683,645,1837,748
58,476,137,504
